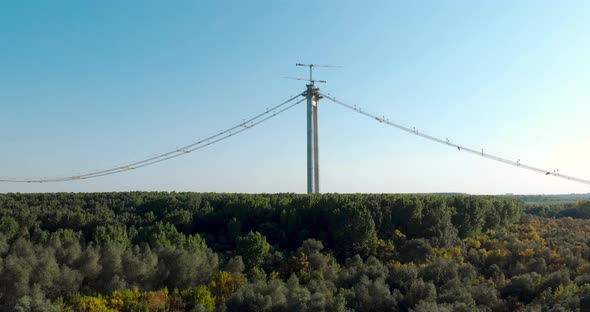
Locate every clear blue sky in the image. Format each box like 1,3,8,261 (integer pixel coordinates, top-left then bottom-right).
1,1,589,194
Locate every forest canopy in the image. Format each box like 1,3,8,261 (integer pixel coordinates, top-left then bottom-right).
1,192,588,311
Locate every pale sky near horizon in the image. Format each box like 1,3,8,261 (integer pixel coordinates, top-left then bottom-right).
1,1,589,194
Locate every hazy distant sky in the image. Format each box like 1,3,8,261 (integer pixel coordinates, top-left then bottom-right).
1,1,589,194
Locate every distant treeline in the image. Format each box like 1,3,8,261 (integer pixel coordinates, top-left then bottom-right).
517,193,590,205
0,193,522,256
524,201,590,219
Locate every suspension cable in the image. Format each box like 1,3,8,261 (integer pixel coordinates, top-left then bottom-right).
321,92,590,186
0,92,306,183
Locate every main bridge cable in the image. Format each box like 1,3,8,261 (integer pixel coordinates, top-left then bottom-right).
1,91,307,183
321,92,590,186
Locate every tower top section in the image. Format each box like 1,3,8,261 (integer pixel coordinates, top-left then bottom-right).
294,63,342,85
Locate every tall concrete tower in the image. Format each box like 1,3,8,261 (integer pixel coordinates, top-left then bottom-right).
306,84,321,194
294,63,339,194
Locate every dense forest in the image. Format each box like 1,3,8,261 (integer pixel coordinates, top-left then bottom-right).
1,192,589,311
